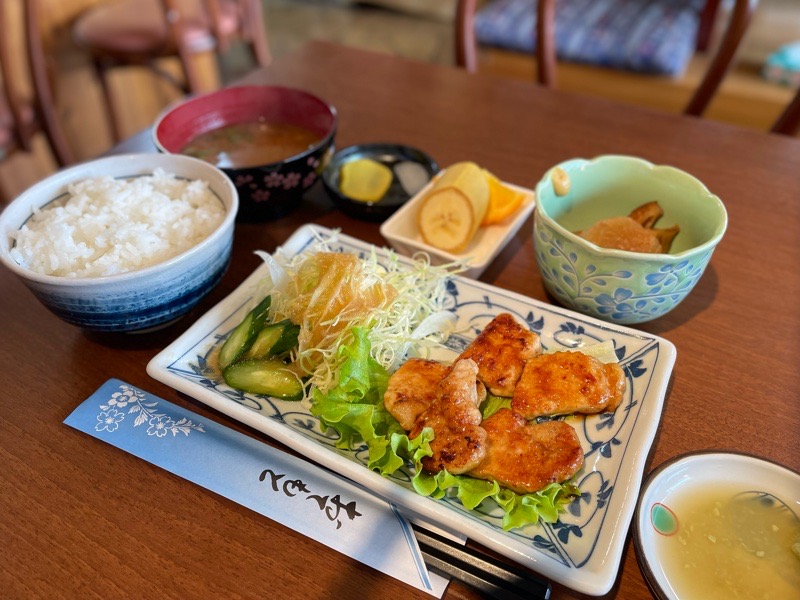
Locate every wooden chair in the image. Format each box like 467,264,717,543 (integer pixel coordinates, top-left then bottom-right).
456,0,757,117
0,0,74,187
72,0,272,141
771,87,800,136
456,0,556,86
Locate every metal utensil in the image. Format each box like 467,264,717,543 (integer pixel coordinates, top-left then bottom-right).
412,524,551,599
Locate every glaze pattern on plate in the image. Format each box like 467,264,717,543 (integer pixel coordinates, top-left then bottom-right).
148,225,674,594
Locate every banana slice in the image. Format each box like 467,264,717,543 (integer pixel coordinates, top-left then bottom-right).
418,188,476,252
417,162,490,252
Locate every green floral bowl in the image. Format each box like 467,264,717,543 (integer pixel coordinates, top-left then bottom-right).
533,155,727,324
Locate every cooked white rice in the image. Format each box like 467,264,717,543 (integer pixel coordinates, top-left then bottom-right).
10,169,226,278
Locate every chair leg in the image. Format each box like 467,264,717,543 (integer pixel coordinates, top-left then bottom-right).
24,0,75,165
536,0,557,87
93,58,123,143
178,47,213,94
245,0,271,67
149,59,191,94
455,0,555,87
685,0,755,117
771,88,800,136
455,0,478,72
695,0,722,53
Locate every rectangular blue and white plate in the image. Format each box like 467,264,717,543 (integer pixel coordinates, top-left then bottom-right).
147,224,676,596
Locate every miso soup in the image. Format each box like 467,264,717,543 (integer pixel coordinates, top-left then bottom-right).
656,486,800,600
181,120,321,169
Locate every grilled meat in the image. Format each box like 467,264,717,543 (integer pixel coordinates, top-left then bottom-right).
511,351,625,418
410,358,487,475
457,313,541,397
384,358,451,431
470,408,583,494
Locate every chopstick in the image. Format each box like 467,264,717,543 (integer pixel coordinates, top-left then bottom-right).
411,524,551,599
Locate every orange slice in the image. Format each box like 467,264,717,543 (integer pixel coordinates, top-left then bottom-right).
482,171,525,225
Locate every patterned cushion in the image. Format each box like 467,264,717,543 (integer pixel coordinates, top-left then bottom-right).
475,0,706,76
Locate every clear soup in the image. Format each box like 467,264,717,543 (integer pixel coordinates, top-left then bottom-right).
656,485,800,600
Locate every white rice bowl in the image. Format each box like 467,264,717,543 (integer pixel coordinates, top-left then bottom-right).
0,153,238,332
10,169,225,278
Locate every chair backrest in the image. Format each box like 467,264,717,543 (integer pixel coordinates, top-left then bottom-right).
162,0,271,72
456,0,555,85
456,0,757,117
0,0,73,165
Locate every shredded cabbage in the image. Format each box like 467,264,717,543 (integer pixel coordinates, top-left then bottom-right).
254,231,461,398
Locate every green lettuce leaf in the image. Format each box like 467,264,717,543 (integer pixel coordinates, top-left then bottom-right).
310,326,580,530
480,393,512,419
310,327,414,472
411,469,579,531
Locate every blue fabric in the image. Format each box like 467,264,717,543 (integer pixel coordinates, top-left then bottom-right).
475,0,705,76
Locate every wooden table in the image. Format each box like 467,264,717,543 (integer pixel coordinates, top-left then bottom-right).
2,41,798,599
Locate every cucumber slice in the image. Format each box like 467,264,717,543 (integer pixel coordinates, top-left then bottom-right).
223,358,304,401
243,319,300,360
218,295,272,370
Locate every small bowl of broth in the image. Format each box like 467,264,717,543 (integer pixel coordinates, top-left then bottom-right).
154,85,337,222
634,451,800,600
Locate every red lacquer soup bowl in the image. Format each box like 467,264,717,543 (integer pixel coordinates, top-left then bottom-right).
154,85,337,222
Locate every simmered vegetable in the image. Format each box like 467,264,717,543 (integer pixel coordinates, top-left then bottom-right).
218,295,272,370
223,358,304,401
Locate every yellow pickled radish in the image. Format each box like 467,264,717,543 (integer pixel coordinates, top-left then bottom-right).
417,161,489,252
339,158,393,202
482,170,526,225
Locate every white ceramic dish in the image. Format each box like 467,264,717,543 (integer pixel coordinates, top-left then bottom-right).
147,224,676,596
379,179,535,278
634,451,800,600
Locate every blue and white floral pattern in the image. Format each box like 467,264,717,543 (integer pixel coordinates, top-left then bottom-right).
148,225,675,593
534,220,711,323
96,384,205,437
